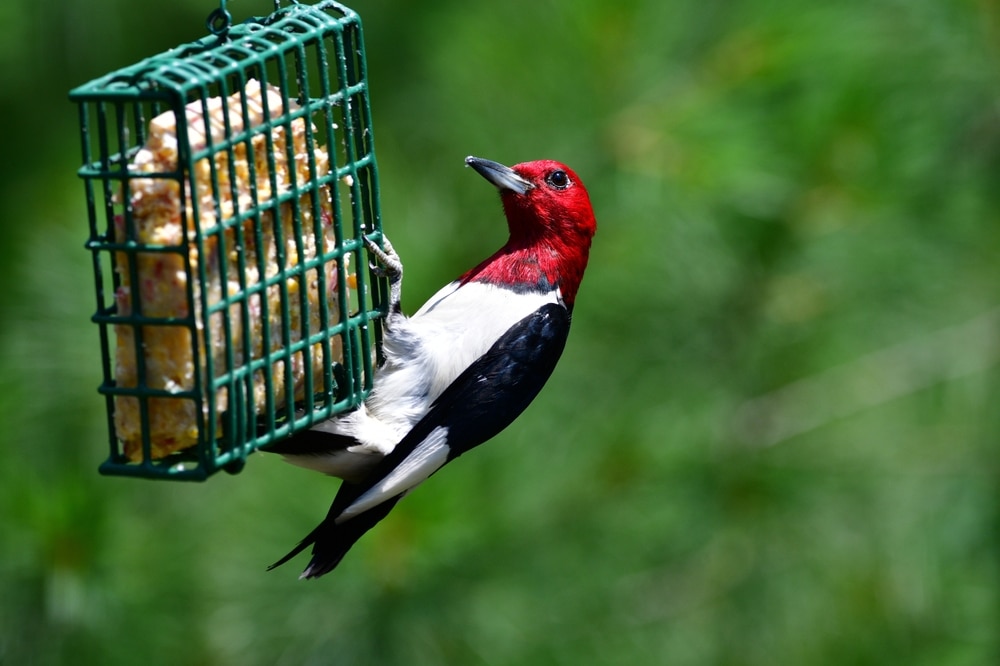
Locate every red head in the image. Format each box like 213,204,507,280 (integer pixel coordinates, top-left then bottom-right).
463,156,597,306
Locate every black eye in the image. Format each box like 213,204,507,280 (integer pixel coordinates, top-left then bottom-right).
545,170,570,190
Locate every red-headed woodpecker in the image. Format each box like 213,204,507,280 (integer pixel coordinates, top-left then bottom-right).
264,156,597,578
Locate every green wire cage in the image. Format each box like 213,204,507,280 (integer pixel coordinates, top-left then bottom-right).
69,0,388,480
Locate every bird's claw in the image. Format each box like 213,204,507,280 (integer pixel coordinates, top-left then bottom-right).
364,234,402,284
364,233,404,318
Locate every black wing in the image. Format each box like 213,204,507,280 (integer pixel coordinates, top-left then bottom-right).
259,430,359,457
270,302,572,578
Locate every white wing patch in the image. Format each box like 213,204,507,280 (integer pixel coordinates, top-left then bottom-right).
335,427,451,523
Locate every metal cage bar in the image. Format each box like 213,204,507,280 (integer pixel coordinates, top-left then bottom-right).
70,1,386,480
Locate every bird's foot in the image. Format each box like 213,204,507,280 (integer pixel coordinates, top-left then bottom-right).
364,233,403,316
364,234,402,281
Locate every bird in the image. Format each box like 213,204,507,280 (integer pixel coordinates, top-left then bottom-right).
263,155,597,578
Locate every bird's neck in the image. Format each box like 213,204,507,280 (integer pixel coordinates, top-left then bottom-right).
460,235,591,306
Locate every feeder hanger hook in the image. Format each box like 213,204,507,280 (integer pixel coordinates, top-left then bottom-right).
206,0,233,39
207,0,285,39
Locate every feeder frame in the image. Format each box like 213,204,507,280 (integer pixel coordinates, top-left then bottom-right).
69,0,388,480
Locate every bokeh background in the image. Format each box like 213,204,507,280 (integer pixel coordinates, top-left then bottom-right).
2,0,999,663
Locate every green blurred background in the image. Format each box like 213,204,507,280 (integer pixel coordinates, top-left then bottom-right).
2,0,998,663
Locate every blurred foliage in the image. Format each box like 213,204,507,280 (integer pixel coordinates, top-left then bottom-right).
1,0,999,663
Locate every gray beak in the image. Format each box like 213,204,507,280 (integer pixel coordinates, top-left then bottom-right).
465,156,534,195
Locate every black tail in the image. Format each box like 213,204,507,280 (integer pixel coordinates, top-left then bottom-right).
268,494,404,579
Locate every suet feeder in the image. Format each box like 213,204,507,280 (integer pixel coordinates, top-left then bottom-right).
69,0,388,480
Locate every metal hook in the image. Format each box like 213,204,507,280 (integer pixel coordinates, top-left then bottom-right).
206,0,232,38
207,1,287,37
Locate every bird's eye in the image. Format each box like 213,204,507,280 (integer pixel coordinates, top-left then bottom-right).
545,170,571,190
